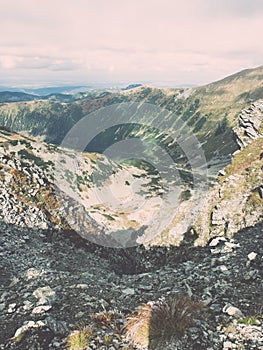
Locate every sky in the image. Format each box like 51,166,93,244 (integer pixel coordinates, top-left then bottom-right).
0,0,263,87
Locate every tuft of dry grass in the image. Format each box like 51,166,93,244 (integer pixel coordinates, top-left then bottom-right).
67,327,93,350
90,311,121,330
124,296,205,349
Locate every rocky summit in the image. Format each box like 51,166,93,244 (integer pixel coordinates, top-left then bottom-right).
0,67,263,349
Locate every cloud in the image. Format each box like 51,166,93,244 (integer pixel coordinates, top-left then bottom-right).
0,55,22,69
0,53,83,72
201,0,263,18
0,0,262,86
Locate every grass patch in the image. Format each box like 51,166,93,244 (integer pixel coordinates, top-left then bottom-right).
238,316,261,326
223,138,263,179
67,327,94,350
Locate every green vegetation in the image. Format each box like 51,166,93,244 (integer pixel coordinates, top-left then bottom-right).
215,116,228,135
102,214,116,221
193,135,263,246
18,149,53,168
222,138,263,182
238,315,262,326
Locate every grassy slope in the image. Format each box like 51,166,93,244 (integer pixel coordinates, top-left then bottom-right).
0,66,262,146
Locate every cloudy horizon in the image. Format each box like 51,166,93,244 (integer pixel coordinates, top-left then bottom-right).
1,0,263,88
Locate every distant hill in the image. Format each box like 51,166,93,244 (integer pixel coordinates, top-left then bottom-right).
122,83,142,90
25,85,91,96
0,91,77,103
0,91,39,103
0,84,120,96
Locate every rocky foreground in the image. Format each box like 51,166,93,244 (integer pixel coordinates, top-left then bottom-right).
0,220,262,349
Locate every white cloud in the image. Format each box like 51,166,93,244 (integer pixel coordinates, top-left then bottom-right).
0,55,23,69
0,0,262,86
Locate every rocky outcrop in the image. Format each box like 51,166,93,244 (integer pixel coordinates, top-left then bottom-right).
191,101,263,245
233,100,263,149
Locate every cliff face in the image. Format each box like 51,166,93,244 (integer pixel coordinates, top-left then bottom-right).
191,101,263,245
233,100,263,149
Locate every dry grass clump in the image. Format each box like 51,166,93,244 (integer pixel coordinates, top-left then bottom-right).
67,327,93,350
90,311,122,331
125,296,204,349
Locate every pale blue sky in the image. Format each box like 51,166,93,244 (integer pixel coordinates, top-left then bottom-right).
0,0,262,87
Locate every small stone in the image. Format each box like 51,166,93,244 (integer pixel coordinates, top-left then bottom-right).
223,341,236,349
225,242,239,249
247,252,257,261
25,268,43,280
32,305,52,314
13,320,45,338
138,285,153,291
44,316,68,334
223,305,243,318
75,311,85,318
243,270,257,281
219,265,228,272
52,342,62,348
218,169,226,176
33,286,56,305
209,237,226,247
7,303,16,313
122,288,135,295
75,284,89,289
23,301,33,311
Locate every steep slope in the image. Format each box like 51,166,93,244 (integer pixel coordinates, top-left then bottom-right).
0,66,262,170
192,101,263,245
0,127,169,247
144,100,263,246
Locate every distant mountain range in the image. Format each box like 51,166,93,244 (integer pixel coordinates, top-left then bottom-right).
0,84,143,103
0,91,77,103
0,83,140,98
0,85,90,95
